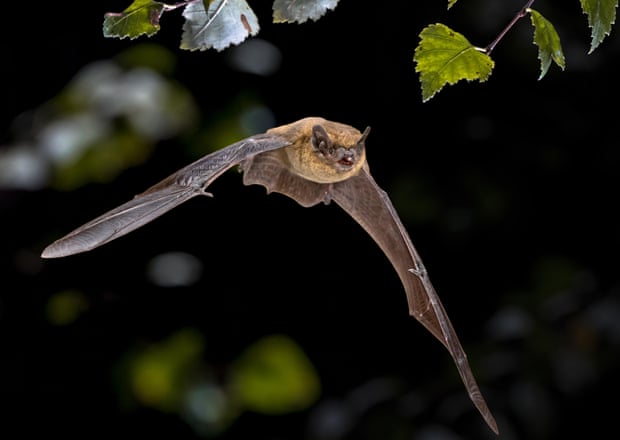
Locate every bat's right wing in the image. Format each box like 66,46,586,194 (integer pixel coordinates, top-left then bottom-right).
41,134,291,258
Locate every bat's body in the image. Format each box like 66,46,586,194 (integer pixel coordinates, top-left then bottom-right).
42,117,498,434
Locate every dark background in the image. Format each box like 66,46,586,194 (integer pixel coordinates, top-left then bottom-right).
2,1,620,439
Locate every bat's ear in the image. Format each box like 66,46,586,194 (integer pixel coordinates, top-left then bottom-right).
358,126,371,144
312,124,332,153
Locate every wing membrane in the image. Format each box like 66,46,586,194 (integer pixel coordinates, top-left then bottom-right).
331,167,498,434
42,134,290,258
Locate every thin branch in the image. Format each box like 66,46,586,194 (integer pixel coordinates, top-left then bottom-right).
485,0,536,55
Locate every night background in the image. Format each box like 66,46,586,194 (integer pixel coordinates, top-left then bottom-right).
2,0,620,439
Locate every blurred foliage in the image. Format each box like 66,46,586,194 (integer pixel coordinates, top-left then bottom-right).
125,328,205,411
45,289,89,326
0,44,198,191
229,334,321,414
0,41,278,192
192,95,276,157
114,330,320,436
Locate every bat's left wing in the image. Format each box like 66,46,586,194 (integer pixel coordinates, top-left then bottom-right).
41,133,291,258
330,166,499,434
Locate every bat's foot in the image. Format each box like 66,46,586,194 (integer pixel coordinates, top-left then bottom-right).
321,184,334,205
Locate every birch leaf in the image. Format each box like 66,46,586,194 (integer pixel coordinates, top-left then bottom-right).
529,9,566,80
580,0,618,53
414,23,494,102
181,0,259,51
273,0,339,24
103,0,165,39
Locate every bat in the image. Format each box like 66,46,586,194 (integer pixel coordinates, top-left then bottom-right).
41,117,498,434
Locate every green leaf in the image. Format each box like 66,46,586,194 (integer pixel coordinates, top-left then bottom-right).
273,0,339,23
529,9,566,80
414,23,494,102
448,0,458,9
229,334,321,414
580,0,618,53
103,0,165,39
181,0,260,51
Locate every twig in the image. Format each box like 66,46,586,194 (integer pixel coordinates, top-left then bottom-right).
485,0,536,54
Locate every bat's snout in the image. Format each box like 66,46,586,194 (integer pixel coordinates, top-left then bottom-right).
337,150,356,167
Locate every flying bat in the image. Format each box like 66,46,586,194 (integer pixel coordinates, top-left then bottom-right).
41,117,498,434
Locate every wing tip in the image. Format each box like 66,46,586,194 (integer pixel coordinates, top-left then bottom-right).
40,249,54,259
41,243,68,259
482,408,500,435
41,239,90,259
470,387,500,435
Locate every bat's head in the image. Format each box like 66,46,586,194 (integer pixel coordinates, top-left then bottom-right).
310,122,369,180
270,117,370,184
294,120,369,183
312,123,370,165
